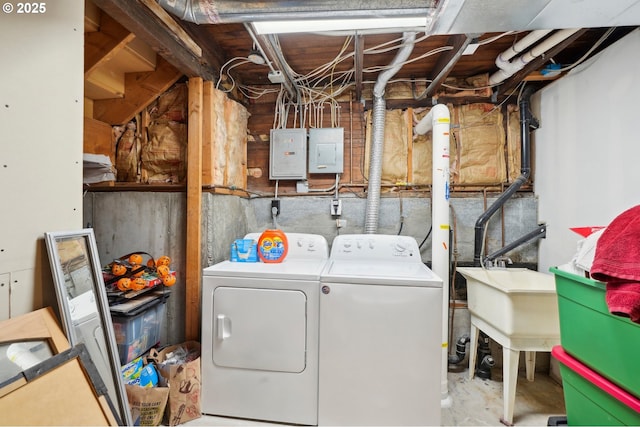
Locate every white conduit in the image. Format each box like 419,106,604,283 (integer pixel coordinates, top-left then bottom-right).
414,104,451,406
489,28,581,85
364,32,417,234
498,29,553,62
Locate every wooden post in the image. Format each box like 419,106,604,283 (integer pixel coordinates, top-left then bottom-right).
185,77,203,341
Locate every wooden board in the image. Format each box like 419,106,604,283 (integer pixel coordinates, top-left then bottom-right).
185,77,203,341
0,344,118,426
84,117,115,165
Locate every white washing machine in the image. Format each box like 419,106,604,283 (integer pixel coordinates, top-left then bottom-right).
318,234,443,426
201,232,329,425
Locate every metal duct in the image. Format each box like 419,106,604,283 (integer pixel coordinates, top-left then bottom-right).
364,31,417,234
157,0,435,24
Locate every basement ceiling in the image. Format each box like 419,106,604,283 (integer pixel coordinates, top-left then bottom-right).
86,0,640,123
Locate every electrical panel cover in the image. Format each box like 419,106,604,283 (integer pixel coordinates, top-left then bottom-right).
308,128,344,174
269,128,307,180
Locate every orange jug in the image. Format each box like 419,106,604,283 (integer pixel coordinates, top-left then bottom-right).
257,229,288,263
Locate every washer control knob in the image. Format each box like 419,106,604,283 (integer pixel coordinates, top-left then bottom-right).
395,242,407,252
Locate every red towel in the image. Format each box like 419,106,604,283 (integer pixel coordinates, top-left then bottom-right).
590,205,640,323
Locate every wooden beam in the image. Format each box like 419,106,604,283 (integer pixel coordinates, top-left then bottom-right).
93,56,183,125
178,21,226,77
138,0,202,58
91,0,215,81
421,34,474,99
497,29,589,95
185,77,203,341
85,12,135,76
202,81,214,186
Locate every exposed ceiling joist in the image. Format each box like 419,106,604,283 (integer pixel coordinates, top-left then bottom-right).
420,34,476,100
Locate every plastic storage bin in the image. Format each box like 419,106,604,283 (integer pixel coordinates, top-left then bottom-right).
552,346,640,426
112,296,167,364
550,267,640,397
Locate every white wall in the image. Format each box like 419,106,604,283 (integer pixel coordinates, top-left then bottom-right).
0,1,84,319
534,29,640,273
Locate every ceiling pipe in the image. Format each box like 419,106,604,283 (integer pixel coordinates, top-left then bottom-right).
489,28,581,86
364,31,417,234
414,103,451,407
156,0,435,24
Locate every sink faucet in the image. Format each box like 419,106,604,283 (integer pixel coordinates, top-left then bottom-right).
495,256,513,269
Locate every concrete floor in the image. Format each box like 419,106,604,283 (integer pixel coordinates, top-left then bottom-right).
183,367,566,426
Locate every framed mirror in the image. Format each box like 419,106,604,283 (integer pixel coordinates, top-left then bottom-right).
45,228,132,426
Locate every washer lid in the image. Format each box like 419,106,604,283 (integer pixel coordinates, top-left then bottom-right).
321,260,442,287
203,259,328,280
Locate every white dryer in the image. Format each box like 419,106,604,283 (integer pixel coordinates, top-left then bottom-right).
318,234,443,426
201,232,329,425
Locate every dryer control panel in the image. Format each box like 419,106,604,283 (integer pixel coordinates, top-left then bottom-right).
330,234,420,261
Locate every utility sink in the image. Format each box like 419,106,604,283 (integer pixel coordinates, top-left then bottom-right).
456,267,561,426
457,267,561,341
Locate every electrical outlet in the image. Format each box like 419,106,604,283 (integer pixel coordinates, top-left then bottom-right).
271,199,280,216
331,199,342,216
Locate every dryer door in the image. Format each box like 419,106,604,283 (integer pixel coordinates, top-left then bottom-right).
213,287,307,373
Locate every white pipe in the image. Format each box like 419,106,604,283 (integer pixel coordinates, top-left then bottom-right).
499,29,552,62
489,28,581,85
414,103,451,406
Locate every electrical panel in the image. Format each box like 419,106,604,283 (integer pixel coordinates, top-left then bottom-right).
308,128,344,174
269,128,307,180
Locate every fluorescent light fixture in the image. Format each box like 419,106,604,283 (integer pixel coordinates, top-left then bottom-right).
253,16,427,35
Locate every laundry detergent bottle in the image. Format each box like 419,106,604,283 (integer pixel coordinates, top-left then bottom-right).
257,229,288,263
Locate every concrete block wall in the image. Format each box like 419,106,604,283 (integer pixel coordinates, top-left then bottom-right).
85,191,539,350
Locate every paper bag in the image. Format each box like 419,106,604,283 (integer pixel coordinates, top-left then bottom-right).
125,384,169,426
148,341,201,426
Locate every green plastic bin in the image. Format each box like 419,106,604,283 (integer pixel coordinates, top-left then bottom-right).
553,346,640,426
550,267,640,397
